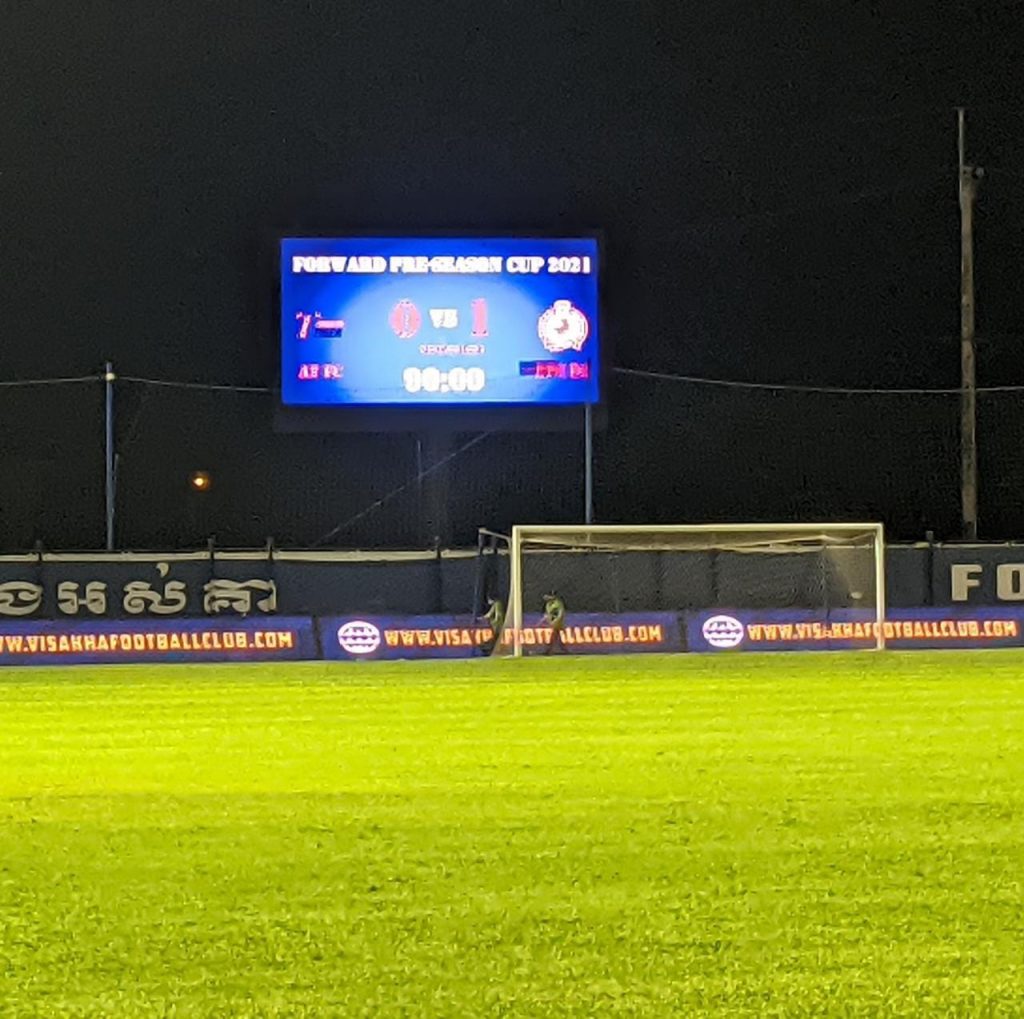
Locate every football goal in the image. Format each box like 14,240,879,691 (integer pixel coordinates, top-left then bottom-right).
506,523,886,655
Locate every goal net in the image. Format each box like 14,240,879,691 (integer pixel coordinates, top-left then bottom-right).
506,523,886,655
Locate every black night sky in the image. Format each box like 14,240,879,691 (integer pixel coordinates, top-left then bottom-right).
3,2,1023,550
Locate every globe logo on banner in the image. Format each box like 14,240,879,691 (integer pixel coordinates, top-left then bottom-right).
538,300,589,353
337,620,382,655
702,615,745,649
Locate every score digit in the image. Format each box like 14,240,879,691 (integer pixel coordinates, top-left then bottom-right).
470,299,489,337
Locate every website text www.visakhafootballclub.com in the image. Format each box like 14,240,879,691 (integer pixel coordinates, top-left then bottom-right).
744,618,1019,644
379,623,668,649
0,629,298,657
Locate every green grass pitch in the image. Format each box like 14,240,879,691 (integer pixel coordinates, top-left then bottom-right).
1,652,1022,1017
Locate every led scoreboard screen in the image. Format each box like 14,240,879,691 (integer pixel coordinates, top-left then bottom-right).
279,236,600,407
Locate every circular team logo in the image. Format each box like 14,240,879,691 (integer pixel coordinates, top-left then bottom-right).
538,300,590,353
337,620,382,655
389,300,422,339
701,615,745,649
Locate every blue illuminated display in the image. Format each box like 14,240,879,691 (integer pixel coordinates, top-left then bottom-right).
279,236,600,406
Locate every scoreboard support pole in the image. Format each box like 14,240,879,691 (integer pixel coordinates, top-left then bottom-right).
422,432,453,548
584,403,594,525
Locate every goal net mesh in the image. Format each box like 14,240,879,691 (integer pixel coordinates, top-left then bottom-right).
506,525,884,653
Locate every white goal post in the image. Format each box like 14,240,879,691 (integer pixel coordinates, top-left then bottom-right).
507,522,886,655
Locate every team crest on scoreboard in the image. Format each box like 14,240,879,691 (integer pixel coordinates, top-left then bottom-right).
538,300,590,354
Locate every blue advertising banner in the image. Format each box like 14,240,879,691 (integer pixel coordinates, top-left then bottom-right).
320,613,682,660
6,606,1019,667
0,616,317,667
688,608,1024,653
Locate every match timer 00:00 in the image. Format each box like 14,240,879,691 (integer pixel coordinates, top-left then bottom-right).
402,366,486,395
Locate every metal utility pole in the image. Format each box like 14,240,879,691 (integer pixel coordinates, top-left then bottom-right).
104,362,116,550
958,108,981,541
584,403,594,524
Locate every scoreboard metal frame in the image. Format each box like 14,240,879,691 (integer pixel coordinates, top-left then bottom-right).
271,229,607,434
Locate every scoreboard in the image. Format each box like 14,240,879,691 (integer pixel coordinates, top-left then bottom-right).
279,236,600,407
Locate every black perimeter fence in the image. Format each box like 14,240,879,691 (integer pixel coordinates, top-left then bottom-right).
1,369,1022,551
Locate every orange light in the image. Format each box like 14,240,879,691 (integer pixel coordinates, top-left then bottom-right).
189,471,211,492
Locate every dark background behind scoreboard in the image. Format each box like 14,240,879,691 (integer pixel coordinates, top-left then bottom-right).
2,3,1024,549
